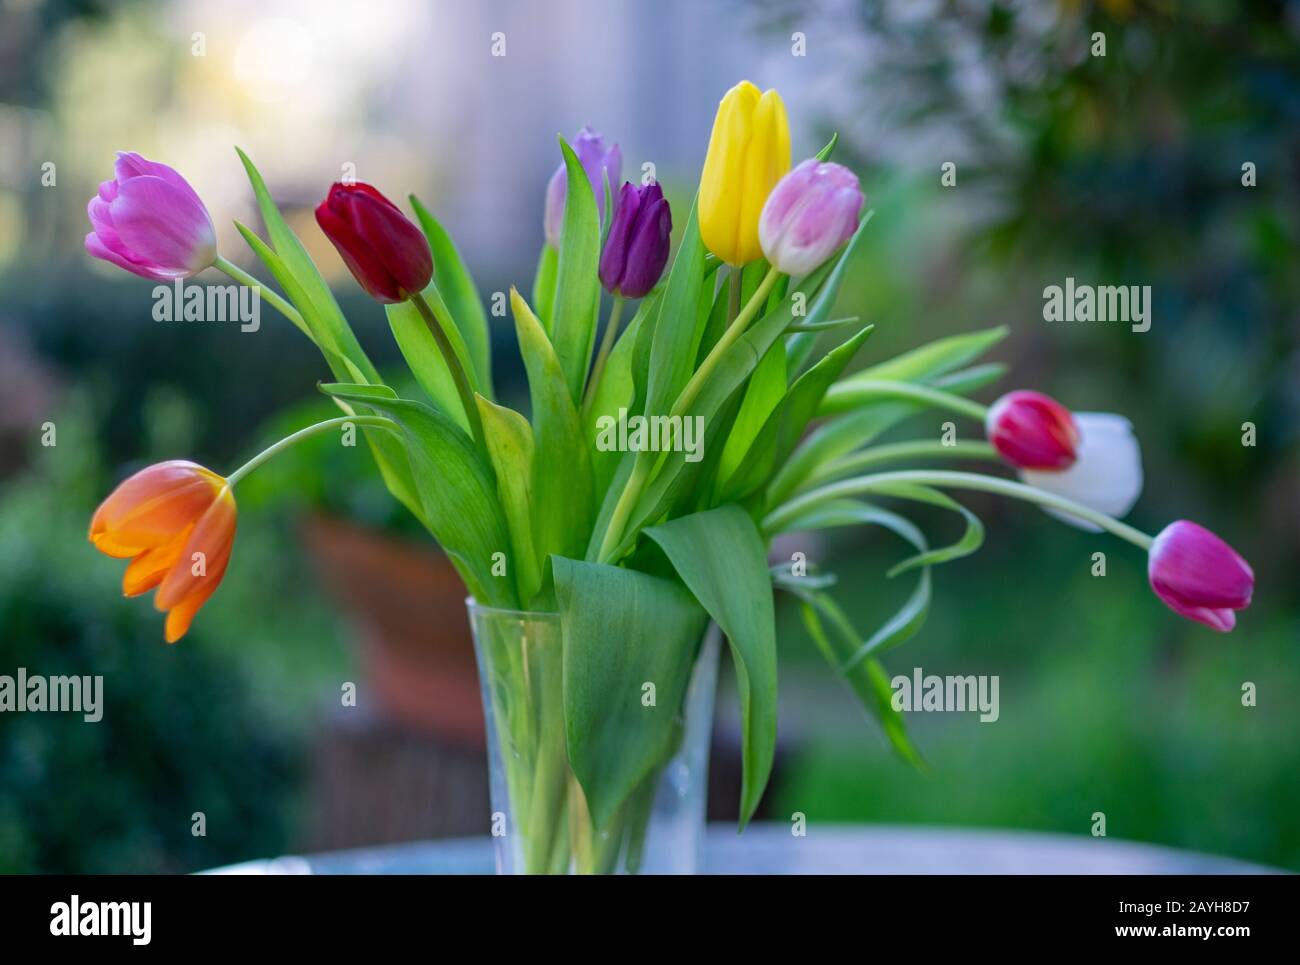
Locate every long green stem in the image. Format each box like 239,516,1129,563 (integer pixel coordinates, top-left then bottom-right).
409,291,486,452
212,255,306,333
764,469,1154,550
808,439,999,488
820,379,990,420
582,295,625,419
226,415,397,487
596,265,781,563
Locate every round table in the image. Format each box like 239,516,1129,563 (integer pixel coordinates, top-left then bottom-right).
206,824,1279,874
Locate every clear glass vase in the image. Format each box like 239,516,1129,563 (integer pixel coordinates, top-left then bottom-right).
468,600,719,874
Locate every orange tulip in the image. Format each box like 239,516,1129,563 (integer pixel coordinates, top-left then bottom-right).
89,460,237,643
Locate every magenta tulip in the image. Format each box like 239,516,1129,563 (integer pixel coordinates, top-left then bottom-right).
1148,521,1254,632
85,152,217,280
986,390,1080,471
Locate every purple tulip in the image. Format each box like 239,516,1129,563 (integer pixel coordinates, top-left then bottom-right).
85,152,217,280
758,158,864,276
1148,521,1254,632
544,127,622,248
598,182,672,299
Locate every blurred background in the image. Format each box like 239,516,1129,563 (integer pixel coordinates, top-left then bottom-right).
1,0,1297,873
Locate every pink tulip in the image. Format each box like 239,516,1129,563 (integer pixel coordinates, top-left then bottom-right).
85,152,217,280
986,390,1080,471
758,159,864,276
1148,520,1254,632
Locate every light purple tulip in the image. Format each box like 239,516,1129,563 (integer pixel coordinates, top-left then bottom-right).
543,128,622,248
85,152,217,280
1148,520,1254,632
758,159,864,276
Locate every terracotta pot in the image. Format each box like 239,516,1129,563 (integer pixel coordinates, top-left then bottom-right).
302,514,483,747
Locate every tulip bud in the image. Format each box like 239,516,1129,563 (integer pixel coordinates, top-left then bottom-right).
1148,521,1254,632
544,127,622,249
85,151,217,280
598,182,672,298
699,80,791,266
986,390,1080,471
758,159,864,276
315,182,433,303
1021,412,1143,530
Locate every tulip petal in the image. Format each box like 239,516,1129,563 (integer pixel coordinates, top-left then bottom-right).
121,529,191,597
111,175,217,273
154,489,236,611
91,461,224,550
1021,412,1141,529
162,547,230,644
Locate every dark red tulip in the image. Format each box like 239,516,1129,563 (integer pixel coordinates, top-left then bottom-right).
315,182,433,303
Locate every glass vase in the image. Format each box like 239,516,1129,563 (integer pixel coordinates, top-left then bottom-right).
468,600,719,874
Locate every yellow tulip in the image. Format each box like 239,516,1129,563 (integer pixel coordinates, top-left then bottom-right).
698,80,792,266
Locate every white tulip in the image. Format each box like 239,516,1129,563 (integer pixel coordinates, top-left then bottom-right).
1020,413,1143,531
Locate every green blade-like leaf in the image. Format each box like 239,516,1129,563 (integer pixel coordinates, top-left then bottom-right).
551,137,602,403
769,352,1009,508
717,339,786,486
408,195,494,397
320,383,513,609
553,557,708,829
776,499,931,662
847,325,1009,385
235,148,378,383
532,243,558,333
643,193,707,421
723,325,874,502
646,505,778,828
511,289,594,568
385,282,478,432
476,394,542,606
585,295,656,499
799,598,924,768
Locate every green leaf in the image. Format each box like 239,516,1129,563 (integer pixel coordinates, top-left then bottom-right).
385,284,479,433
235,148,378,383
408,195,494,397
551,137,602,404
724,325,874,502
511,289,594,568
646,506,777,827
776,499,931,662
768,336,1009,508
319,383,513,609
476,395,542,606
717,339,786,486
553,557,708,829
849,325,1009,385
532,244,558,333
643,193,707,421
585,296,655,499
799,597,924,768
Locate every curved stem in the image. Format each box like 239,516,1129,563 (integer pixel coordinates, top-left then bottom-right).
226,415,397,488
820,379,990,421
213,255,306,334
807,439,998,488
582,295,625,419
764,469,1154,550
409,291,487,452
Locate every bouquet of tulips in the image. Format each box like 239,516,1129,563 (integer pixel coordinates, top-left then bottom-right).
86,80,1254,873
